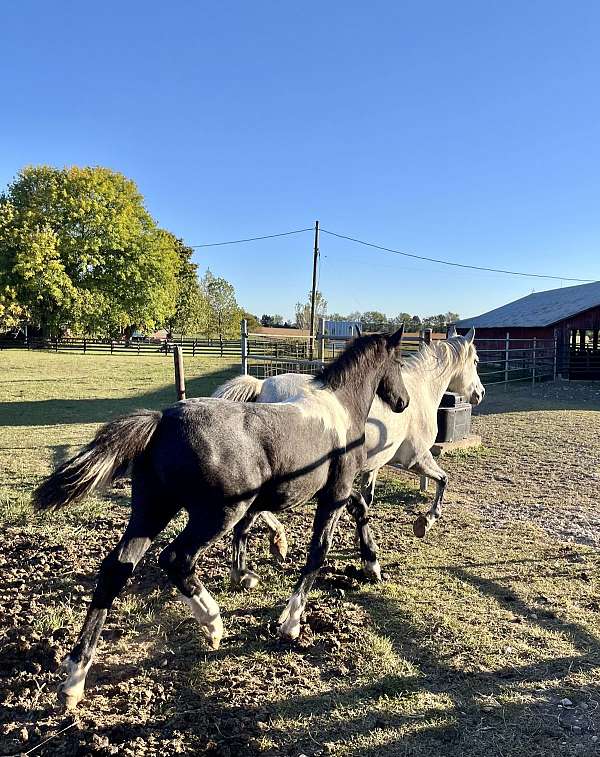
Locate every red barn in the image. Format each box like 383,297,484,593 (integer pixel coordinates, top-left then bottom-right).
455,281,600,380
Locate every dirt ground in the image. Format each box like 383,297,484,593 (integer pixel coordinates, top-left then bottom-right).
461,381,600,548
1,355,599,756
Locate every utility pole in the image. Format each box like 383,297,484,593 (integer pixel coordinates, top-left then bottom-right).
309,220,320,359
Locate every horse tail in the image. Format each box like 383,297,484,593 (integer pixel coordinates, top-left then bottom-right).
33,410,162,511
211,375,263,402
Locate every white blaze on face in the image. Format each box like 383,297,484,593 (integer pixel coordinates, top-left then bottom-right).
278,592,304,640
181,587,223,649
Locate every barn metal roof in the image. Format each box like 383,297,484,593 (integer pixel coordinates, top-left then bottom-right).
455,281,600,328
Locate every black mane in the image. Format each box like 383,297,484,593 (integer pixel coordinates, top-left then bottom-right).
315,334,388,391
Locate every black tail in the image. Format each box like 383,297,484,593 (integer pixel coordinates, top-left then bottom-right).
33,410,162,511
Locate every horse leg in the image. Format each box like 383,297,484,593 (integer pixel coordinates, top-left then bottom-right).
260,511,288,563
360,469,379,507
346,493,381,582
279,498,344,640
158,508,244,649
59,500,175,709
231,512,262,589
411,451,448,538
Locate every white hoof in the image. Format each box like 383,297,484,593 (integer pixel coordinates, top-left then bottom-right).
278,592,303,640
58,656,90,709
230,568,260,590
362,559,382,582
181,588,223,649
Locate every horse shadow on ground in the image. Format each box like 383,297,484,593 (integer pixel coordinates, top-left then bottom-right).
0,367,239,428
9,547,599,757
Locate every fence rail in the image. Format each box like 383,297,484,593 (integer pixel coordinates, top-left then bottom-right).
0,336,241,358
1,324,577,387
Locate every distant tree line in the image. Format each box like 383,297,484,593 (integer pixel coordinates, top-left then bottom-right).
0,166,253,340
327,310,460,331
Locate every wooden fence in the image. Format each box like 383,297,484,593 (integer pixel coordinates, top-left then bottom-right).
0,336,241,358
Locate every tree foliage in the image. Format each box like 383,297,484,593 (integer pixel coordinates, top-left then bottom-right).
201,270,243,338
294,290,327,330
0,166,180,336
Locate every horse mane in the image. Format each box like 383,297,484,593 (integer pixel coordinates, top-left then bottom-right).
403,336,476,376
314,334,388,391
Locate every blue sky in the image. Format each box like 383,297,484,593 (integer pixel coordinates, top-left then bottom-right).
1,1,599,321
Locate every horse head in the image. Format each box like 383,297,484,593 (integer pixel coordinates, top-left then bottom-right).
447,328,485,405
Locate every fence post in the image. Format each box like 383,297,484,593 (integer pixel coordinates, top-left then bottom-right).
193,338,197,358
553,331,558,380
54,336,58,352
83,337,87,354
219,334,223,358
241,319,248,375
110,339,114,354
317,317,326,362
504,332,510,386
173,345,186,401
532,337,537,386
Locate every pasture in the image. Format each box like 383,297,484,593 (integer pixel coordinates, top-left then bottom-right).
1,351,600,756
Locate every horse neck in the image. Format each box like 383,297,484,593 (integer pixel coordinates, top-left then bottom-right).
407,343,461,405
334,367,383,429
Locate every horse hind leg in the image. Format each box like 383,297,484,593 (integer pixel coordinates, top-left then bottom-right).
231,512,261,589
159,508,245,649
411,452,448,538
260,511,288,564
346,492,381,582
59,498,175,708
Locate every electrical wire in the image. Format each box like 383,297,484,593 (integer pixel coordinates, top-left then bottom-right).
190,227,313,248
320,228,597,283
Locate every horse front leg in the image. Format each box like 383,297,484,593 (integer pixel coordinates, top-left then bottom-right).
360,468,379,507
279,498,344,640
411,451,448,538
346,492,381,581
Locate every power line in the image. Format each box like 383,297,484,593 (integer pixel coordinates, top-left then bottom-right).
190,227,313,248
320,228,597,283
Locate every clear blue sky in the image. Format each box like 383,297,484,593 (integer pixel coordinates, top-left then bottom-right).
1,1,599,321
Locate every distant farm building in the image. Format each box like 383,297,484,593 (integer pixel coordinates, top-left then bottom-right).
456,281,600,380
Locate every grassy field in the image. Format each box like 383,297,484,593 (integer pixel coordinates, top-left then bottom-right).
1,351,599,756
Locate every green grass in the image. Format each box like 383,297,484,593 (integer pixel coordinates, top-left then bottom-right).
1,350,599,756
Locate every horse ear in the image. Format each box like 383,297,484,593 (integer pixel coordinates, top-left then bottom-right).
465,327,475,344
447,324,457,338
387,324,404,349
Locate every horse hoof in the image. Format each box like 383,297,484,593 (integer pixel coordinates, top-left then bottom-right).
230,569,260,590
413,515,428,538
58,684,83,710
278,621,300,641
240,570,260,590
269,531,288,564
362,560,382,582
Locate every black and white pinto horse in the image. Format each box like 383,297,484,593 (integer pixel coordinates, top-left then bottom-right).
33,328,409,708
213,327,485,581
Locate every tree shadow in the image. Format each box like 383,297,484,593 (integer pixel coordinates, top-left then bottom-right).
0,367,238,428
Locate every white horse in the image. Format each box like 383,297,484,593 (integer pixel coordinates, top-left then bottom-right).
213,327,484,580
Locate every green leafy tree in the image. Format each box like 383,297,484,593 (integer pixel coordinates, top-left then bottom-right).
0,165,180,336
201,269,241,338
361,311,388,329
242,311,261,331
260,313,284,327
294,290,327,330
165,237,208,336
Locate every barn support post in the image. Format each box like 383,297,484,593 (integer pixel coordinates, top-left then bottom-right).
553,330,558,380
504,332,510,389
173,345,186,401
240,319,248,375
532,337,537,386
